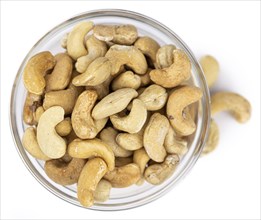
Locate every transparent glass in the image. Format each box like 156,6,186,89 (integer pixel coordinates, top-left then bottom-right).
10,9,210,211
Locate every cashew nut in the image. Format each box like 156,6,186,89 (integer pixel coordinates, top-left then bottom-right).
68,138,115,171
150,49,191,88
37,106,66,159
104,163,141,188
67,21,94,60
93,179,112,202
115,156,133,167
110,99,147,133
45,53,73,91
72,90,107,139
93,24,138,45
44,158,86,185
133,148,150,177
105,45,148,75
167,86,203,136
76,35,107,73
211,92,251,123
23,51,56,95
164,126,188,155
35,106,44,123
155,44,176,69
202,119,219,156
73,57,111,86
99,127,132,157
138,84,168,111
22,127,50,160
143,113,169,162
144,154,179,185
116,132,143,151
111,71,141,91
61,33,68,49
134,36,160,64
92,88,138,120
200,55,219,88
140,68,152,87
23,92,42,125
77,158,108,207
55,117,72,137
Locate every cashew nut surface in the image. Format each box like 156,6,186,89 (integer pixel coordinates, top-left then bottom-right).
37,106,66,158
211,92,251,123
150,49,191,88
155,45,176,69
116,132,143,151
93,179,112,202
55,117,72,137
23,92,42,125
111,71,141,91
200,55,219,88
140,68,152,87
167,86,203,136
77,158,108,207
133,148,150,176
115,156,133,167
68,138,115,171
35,106,44,123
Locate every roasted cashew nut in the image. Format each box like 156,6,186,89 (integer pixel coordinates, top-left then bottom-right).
111,71,141,91
143,113,169,162
44,158,86,185
55,117,72,137
104,163,141,188
100,127,132,157
35,106,45,123
37,106,66,159
140,68,152,87
155,45,176,69
167,86,203,136
72,90,107,139
93,24,138,45
115,156,133,167
150,49,191,88
76,35,107,73
144,154,179,185
77,158,108,207
110,99,147,133
116,132,143,151
23,92,42,125
67,21,94,60
200,55,219,88
68,138,115,171
105,45,148,75
94,179,112,202
133,148,150,184
92,88,138,120
22,127,50,160
211,92,251,123
23,51,56,95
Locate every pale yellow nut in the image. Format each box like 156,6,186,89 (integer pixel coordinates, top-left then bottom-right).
116,132,143,151
115,156,133,167
68,138,115,171
23,92,42,125
200,55,219,88
37,106,66,159
155,44,176,69
140,68,153,87
35,106,45,124
94,179,112,202
55,117,72,137
211,92,251,123
133,148,150,184
111,71,141,91
22,127,50,160
77,158,108,207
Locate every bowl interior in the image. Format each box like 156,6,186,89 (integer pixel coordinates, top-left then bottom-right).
10,9,210,211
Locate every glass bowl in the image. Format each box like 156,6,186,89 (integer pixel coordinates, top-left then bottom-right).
10,9,210,211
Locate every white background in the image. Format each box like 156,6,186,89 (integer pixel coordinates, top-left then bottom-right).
1,1,260,219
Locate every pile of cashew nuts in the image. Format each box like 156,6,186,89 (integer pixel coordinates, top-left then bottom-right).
21,21,251,207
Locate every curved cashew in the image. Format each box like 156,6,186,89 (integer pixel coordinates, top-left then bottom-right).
150,49,191,88
68,138,115,171
105,45,148,75
93,24,138,45
167,86,203,136
73,57,111,86
55,117,72,137
104,163,141,188
200,55,219,88
116,132,143,151
111,71,141,91
94,179,112,202
92,88,138,120
23,92,42,125
110,99,147,133
164,126,188,155
134,36,160,64
115,156,133,167
138,84,168,111
76,35,107,73
45,53,73,91
140,68,152,87
67,21,94,60
22,127,50,160
100,127,132,157
77,158,108,207
211,92,251,123
133,148,150,177
23,51,56,95
72,90,107,139
144,154,179,185
143,113,169,162
202,119,219,156
37,106,66,159
155,45,176,69
44,158,86,185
